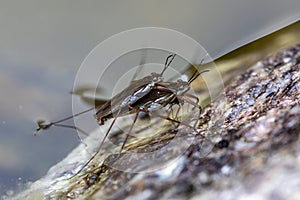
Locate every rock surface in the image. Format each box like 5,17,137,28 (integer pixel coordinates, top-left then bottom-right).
9,45,300,200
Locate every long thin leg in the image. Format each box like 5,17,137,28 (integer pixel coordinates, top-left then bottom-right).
83,105,198,177
164,104,181,128
36,107,94,132
49,123,90,147
181,95,200,109
139,108,196,131
180,95,202,129
53,108,94,124
119,110,140,154
51,123,89,137
115,105,188,157
174,105,182,122
70,108,122,178
118,102,192,156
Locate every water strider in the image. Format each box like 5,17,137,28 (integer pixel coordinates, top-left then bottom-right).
36,54,175,134
36,53,209,176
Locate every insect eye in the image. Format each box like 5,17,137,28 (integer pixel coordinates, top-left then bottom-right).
151,73,162,83
179,85,184,90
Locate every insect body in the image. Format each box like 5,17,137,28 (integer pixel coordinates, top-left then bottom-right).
36,54,174,132
95,72,164,125
36,54,207,177
95,54,204,130
127,79,192,120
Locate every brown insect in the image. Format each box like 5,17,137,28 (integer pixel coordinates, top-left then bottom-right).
35,54,174,134
36,54,208,176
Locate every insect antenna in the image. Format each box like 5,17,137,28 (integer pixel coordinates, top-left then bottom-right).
160,54,176,75
188,69,210,84
187,54,210,84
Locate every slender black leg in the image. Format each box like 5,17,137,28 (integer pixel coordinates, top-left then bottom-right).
119,110,140,154
69,108,122,178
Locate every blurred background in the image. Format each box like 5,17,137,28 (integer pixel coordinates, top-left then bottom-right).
0,0,299,196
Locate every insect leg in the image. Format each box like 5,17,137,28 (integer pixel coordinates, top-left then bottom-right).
119,109,140,154
118,106,187,155
70,108,123,178
35,107,94,134
138,108,196,131
49,124,89,137
164,103,182,127
173,104,182,121
180,94,202,129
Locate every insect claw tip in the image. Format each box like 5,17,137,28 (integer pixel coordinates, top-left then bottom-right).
33,130,40,136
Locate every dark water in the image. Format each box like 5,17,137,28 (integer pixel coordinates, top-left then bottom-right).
0,61,81,195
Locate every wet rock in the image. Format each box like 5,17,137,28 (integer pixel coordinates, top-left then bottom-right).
10,45,300,200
